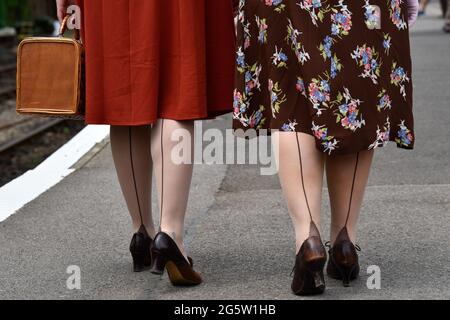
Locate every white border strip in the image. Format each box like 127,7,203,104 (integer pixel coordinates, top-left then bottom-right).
0,125,110,222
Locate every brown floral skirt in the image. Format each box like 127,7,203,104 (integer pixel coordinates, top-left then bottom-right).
233,0,415,155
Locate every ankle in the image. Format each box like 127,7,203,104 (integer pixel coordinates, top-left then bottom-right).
295,232,315,254
160,229,188,258
295,221,322,250
133,224,156,239
330,226,356,245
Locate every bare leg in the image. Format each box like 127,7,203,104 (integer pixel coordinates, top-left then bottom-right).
419,0,429,12
326,150,374,244
445,0,450,23
110,125,155,237
151,119,194,260
273,132,326,253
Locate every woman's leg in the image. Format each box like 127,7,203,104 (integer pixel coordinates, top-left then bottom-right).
151,119,195,259
445,0,450,24
110,125,155,237
326,150,374,244
273,132,326,252
419,0,429,12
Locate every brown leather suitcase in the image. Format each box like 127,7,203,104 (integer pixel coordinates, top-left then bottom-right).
16,16,85,120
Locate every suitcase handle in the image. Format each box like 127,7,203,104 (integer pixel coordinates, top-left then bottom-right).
58,15,80,40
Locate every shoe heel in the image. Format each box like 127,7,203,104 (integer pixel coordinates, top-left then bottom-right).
129,226,153,272
150,250,167,275
302,256,326,293
312,270,325,289
131,250,151,273
338,264,358,287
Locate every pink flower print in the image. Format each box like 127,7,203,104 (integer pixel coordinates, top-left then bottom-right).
244,38,250,49
377,89,393,111
351,44,381,84
331,1,353,38
341,117,349,127
255,16,269,43
390,61,410,100
298,0,330,26
348,102,357,113
332,87,365,132
311,122,339,155
388,0,407,30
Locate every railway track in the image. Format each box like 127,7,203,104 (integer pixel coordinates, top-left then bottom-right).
0,85,15,98
0,63,16,100
0,63,16,74
0,117,86,188
0,118,65,154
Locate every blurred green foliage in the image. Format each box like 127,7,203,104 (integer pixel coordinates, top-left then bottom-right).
0,0,32,28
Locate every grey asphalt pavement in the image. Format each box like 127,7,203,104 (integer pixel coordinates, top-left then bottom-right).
0,4,449,300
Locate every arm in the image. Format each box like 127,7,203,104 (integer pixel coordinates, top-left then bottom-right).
56,0,76,23
407,0,419,27
233,0,239,16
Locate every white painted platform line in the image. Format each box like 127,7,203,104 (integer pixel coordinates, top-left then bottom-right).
0,125,110,222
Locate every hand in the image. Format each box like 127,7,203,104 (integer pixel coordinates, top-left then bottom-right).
407,0,419,27
233,0,239,16
56,0,75,23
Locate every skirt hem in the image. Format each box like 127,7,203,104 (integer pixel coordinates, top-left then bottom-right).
232,126,414,155
85,110,232,126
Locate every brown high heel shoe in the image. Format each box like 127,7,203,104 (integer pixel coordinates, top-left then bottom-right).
150,232,202,286
129,225,153,272
326,227,361,287
291,222,327,296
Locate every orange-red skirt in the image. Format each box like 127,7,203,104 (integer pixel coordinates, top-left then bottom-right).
77,0,235,125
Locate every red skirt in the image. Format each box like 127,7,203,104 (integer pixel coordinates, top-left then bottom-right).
77,0,235,125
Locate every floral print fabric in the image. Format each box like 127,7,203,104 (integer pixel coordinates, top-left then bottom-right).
233,0,415,155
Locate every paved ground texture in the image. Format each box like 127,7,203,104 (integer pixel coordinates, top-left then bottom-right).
0,3,449,300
